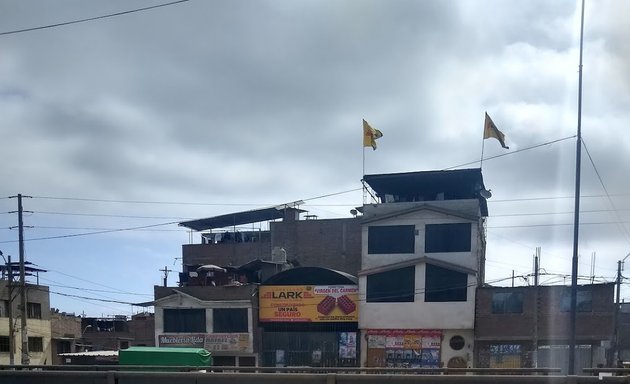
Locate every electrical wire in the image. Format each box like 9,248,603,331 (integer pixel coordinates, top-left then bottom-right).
582,138,630,245
0,0,190,37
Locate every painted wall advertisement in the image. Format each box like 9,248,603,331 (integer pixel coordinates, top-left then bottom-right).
259,285,358,322
159,333,250,352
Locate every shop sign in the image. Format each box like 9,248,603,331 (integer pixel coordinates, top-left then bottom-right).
158,333,251,352
259,285,358,322
158,334,205,348
204,333,250,352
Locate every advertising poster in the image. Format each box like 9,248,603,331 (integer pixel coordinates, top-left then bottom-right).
339,332,357,359
366,329,442,368
259,285,358,322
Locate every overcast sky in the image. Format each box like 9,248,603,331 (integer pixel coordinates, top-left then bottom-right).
1,0,629,317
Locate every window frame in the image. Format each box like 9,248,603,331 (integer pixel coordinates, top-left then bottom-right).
366,266,415,303
163,308,207,333
26,302,42,319
28,337,43,353
491,291,524,314
367,225,416,254
424,264,468,302
0,336,9,352
212,308,249,333
424,223,472,253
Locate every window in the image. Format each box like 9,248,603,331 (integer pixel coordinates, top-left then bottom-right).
424,264,467,302
0,300,8,317
492,291,524,314
28,337,43,352
0,336,9,352
27,302,41,319
368,225,415,254
425,223,471,253
561,289,592,312
213,308,248,333
366,266,415,302
163,308,206,332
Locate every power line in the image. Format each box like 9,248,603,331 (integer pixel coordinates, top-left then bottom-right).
444,135,576,170
32,210,195,220
0,0,190,37
0,221,179,243
582,138,630,245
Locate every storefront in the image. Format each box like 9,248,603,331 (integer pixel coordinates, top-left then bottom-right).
364,329,442,368
259,267,359,367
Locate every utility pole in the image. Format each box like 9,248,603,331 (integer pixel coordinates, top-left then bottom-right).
10,194,30,365
532,247,540,368
7,254,15,366
160,266,173,287
614,253,630,366
18,194,29,365
569,0,586,374
1,251,15,365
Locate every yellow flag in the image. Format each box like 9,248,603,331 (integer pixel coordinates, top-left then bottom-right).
363,119,383,150
484,113,509,149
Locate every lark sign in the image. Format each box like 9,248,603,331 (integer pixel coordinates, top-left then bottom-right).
259,285,358,322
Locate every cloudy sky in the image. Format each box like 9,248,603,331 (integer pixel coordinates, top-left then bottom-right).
0,0,628,317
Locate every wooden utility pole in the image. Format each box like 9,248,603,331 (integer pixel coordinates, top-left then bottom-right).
160,266,173,287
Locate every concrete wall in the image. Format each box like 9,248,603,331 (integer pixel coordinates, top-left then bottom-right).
271,218,362,275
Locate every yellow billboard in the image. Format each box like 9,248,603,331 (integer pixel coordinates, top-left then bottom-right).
259,285,358,322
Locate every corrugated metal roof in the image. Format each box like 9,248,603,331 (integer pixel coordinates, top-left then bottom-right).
58,350,119,357
179,206,305,231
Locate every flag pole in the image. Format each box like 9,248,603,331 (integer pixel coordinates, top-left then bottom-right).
362,146,367,204
480,114,486,169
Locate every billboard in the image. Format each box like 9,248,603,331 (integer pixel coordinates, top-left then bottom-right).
259,285,358,322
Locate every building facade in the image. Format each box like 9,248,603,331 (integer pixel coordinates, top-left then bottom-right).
258,267,359,367
152,284,258,367
358,169,489,368
0,280,52,365
475,283,615,373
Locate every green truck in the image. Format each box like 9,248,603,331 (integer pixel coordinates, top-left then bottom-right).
118,346,213,370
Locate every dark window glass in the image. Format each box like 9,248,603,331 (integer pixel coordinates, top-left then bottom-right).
425,264,467,302
27,303,41,319
561,289,592,312
425,223,471,253
213,308,248,333
239,356,257,366
491,291,524,313
366,266,415,302
28,337,43,352
0,336,9,352
0,300,8,318
163,308,206,332
368,225,415,254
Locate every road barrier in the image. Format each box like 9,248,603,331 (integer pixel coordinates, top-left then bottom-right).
1,370,630,384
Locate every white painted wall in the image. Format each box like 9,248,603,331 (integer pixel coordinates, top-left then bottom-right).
361,200,482,272
358,265,476,330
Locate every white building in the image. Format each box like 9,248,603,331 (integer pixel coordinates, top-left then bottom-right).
151,285,258,367
358,169,489,369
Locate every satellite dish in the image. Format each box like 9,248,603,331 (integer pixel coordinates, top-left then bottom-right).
479,189,492,199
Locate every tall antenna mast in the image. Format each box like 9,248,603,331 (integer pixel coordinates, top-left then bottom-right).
568,0,586,374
